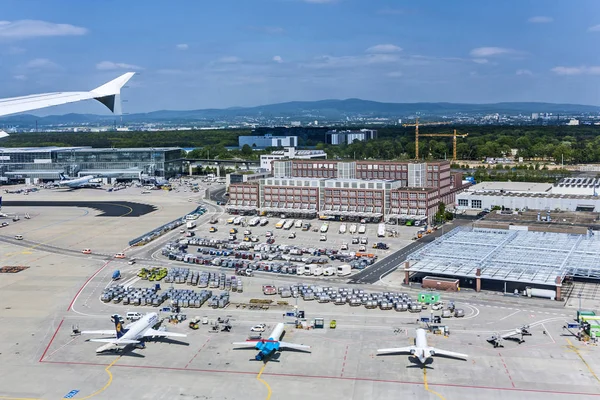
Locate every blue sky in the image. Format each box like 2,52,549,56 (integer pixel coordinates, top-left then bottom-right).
1,0,599,114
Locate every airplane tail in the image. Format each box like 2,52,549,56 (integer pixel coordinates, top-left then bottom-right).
112,315,128,338
59,173,67,181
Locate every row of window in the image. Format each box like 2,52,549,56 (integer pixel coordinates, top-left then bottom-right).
324,190,382,198
324,198,382,206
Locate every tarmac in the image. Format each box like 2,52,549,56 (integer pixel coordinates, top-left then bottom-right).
0,180,599,399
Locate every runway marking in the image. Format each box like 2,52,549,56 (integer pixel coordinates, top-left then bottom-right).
0,396,40,400
423,368,445,400
541,323,555,343
498,352,516,388
77,356,120,400
184,337,211,369
39,319,64,362
498,310,521,321
256,364,272,400
340,345,349,377
566,338,600,384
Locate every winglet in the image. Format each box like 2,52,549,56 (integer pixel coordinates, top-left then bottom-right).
91,72,136,97
90,72,135,114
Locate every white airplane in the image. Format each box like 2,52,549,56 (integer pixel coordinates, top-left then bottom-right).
377,328,468,365
82,313,187,353
233,322,311,361
0,72,135,137
57,173,101,189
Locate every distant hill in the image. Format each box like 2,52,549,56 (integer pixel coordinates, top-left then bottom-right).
1,99,599,125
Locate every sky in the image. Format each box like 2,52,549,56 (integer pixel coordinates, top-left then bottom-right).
1,0,599,114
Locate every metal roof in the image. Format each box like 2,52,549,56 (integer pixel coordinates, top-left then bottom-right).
407,227,600,285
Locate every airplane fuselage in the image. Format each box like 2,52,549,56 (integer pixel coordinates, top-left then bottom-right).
119,312,159,342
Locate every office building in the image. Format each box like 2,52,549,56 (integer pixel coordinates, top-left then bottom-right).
326,129,377,145
260,147,328,171
238,134,298,149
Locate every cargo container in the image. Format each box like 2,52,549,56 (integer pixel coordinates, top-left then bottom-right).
422,276,460,291
524,287,555,300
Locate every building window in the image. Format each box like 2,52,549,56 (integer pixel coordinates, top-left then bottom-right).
471,199,482,208
458,199,468,207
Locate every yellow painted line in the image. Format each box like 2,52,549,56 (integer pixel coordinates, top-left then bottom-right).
76,356,120,400
423,368,446,400
0,396,40,400
256,364,272,400
566,338,600,383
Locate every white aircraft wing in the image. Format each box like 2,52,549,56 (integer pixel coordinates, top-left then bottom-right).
0,72,135,118
377,346,415,355
431,348,468,359
88,338,140,344
278,341,311,351
232,341,260,348
142,328,187,338
80,330,117,336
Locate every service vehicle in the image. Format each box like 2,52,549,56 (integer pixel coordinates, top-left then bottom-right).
82,248,92,254
249,217,261,226
349,224,357,234
14,234,23,240
283,220,294,230
319,235,327,241
209,226,217,233
340,242,348,250
351,237,360,244
358,224,366,234
114,252,126,259
377,223,386,237
288,232,296,239
275,219,286,229
294,219,303,228
302,222,311,231
250,324,266,332
128,258,136,265
259,218,269,226
320,223,329,233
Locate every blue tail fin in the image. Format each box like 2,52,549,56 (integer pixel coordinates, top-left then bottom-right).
59,173,67,181
112,314,128,338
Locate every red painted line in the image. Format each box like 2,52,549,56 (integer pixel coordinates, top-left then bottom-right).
499,352,516,388
39,319,64,362
340,345,349,377
67,260,111,311
185,338,211,369
37,359,600,397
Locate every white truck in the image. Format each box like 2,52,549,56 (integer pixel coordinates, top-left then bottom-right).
283,220,294,230
339,223,347,234
358,224,367,234
349,224,357,234
260,218,269,226
323,266,336,276
336,264,352,276
312,266,324,276
377,223,386,237
320,223,329,233
294,219,303,228
186,221,196,229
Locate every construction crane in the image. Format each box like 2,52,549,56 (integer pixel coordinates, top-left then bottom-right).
402,117,451,159
419,129,468,160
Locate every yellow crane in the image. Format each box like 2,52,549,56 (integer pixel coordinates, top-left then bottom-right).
419,130,468,160
402,117,451,159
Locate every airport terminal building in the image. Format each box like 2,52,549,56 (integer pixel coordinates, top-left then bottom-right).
0,147,183,184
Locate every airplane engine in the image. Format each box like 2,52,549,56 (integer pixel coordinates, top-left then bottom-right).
428,350,435,356
410,349,416,355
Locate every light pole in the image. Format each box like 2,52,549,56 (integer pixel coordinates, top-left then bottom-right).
578,293,582,313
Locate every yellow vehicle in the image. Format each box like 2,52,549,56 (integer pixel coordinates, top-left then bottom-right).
230,228,238,234
209,226,217,233
330,320,337,329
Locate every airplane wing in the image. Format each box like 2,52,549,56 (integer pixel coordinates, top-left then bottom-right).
0,72,135,118
500,329,521,339
142,328,187,338
278,341,311,351
88,338,140,344
232,341,260,348
376,346,415,355
80,330,117,336
431,348,468,360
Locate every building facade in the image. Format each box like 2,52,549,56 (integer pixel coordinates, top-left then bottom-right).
228,159,467,223
238,134,298,149
326,129,377,145
0,147,183,184
260,147,327,171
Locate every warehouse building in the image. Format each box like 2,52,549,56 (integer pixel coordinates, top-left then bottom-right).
227,159,468,223
404,226,600,300
238,134,298,149
455,179,600,213
0,147,183,184
260,147,327,171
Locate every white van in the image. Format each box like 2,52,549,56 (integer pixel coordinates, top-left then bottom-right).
126,312,143,321
14,235,23,240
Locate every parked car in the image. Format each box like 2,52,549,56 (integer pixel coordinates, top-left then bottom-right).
250,324,266,332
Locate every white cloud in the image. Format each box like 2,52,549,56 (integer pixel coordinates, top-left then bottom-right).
25,58,59,69
516,69,533,76
588,24,600,32
551,66,600,75
176,43,188,50
0,20,87,40
469,47,517,57
218,56,241,63
96,61,143,70
366,44,402,53
528,16,553,23
13,74,27,81
305,53,400,69
273,55,283,63
6,45,25,54
472,58,488,64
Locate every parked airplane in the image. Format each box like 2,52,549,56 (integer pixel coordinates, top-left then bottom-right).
57,173,101,188
377,328,468,365
0,72,135,120
232,322,311,361
0,196,7,218
82,313,187,353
